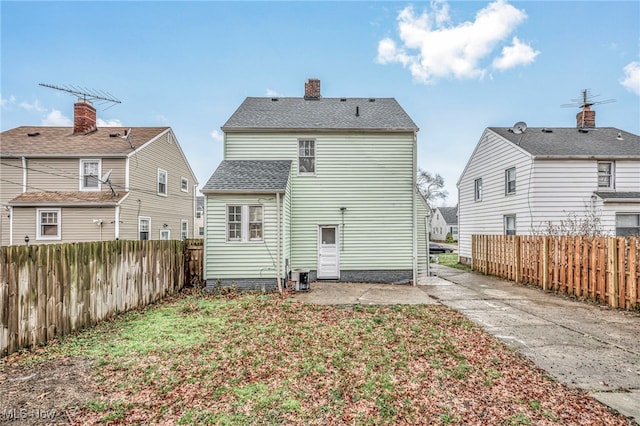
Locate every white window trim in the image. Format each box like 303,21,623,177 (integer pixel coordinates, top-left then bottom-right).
160,229,170,240
505,167,516,195
79,159,102,191
181,219,189,240
597,161,615,190
504,215,516,236
298,139,316,176
139,216,151,240
180,177,189,193
37,208,61,240
157,168,168,196
474,178,483,202
226,204,263,243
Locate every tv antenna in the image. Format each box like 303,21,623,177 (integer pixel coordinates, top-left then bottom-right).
100,169,118,197
39,83,121,110
561,89,615,109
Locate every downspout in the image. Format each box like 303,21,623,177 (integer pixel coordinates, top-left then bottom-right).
425,213,430,277
412,132,417,286
276,192,282,293
9,206,13,246
114,205,120,239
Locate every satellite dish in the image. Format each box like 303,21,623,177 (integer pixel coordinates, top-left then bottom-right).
512,121,527,134
101,169,112,183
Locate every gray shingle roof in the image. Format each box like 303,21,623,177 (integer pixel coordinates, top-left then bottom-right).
222,97,418,132
202,160,291,194
594,192,640,201
437,207,458,225
489,127,640,158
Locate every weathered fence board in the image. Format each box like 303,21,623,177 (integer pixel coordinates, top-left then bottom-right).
472,235,639,311
0,240,185,357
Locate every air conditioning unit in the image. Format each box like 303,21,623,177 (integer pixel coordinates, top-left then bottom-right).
291,268,310,292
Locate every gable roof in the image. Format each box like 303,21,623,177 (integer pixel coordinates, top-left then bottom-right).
221,97,418,132
202,160,292,194
437,206,458,224
0,126,170,157
488,127,640,158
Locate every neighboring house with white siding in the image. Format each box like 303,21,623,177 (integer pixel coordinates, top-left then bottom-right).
430,206,458,241
0,99,198,245
202,78,429,291
195,196,205,237
457,108,640,264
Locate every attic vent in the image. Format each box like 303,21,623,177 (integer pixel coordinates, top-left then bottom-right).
271,98,278,101
340,98,347,102
541,128,553,133
368,98,375,102
27,132,40,137
578,128,589,133
109,132,121,137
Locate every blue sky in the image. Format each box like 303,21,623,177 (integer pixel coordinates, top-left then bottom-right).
2,1,639,205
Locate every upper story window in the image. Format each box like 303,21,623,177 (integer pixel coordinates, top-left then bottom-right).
597,162,614,189
504,215,516,236
298,139,315,175
227,205,263,242
616,214,640,237
196,210,202,219
181,177,188,192
505,168,516,195
37,209,61,240
139,217,150,240
474,178,483,202
80,159,101,191
158,169,168,196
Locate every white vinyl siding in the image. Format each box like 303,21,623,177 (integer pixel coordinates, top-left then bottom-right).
224,132,415,272
37,208,61,240
80,159,101,191
457,129,533,260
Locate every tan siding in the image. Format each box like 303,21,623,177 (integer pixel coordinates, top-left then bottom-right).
26,158,79,191
0,158,23,245
122,130,197,240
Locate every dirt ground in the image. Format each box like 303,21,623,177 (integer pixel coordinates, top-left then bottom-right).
0,357,99,425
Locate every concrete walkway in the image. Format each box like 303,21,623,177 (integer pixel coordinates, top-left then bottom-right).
291,266,640,423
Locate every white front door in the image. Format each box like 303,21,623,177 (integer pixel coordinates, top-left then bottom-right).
317,225,339,279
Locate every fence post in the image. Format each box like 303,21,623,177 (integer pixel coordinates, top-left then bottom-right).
607,237,618,309
514,236,521,284
542,236,549,291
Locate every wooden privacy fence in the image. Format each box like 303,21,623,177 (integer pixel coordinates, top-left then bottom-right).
472,235,640,311
0,240,185,357
184,238,204,287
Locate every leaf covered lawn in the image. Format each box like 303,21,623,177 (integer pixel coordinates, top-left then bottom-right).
2,291,630,425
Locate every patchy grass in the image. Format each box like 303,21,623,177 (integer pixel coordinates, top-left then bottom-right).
2,291,628,425
437,253,472,272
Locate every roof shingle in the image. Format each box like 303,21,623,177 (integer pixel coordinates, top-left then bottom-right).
202,160,292,193
9,190,127,205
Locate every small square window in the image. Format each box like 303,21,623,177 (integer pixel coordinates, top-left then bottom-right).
160,229,170,240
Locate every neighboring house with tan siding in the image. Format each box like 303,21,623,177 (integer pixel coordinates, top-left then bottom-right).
0,99,198,246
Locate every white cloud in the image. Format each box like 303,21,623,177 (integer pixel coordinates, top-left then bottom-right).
19,99,47,112
155,114,168,124
620,61,640,95
210,130,223,142
377,0,536,84
1,94,16,109
41,109,73,126
97,118,123,127
492,36,540,70
266,89,282,97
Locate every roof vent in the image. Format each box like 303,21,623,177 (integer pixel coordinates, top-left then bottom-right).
356,106,360,117
541,128,553,133
27,132,40,137
368,98,375,102
616,132,623,140
109,132,121,137
578,128,589,133
340,98,347,102
271,98,278,102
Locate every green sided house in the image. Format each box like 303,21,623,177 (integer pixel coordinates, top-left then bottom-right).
202,79,430,291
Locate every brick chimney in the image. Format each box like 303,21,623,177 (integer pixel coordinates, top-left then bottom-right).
304,78,321,100
576,106,596,129
74,99,97,134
